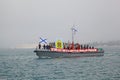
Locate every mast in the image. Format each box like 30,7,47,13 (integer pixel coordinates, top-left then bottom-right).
72,28,74,43
71,27,77,49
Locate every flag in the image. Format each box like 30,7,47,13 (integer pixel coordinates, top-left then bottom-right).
40,37,47,44
71,27,77,34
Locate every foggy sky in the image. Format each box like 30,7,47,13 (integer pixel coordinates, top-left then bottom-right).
0,0,120,48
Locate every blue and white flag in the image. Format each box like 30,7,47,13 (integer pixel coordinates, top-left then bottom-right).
40,37,47,44
71,27,77,34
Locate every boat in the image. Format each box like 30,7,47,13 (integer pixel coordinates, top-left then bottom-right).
34,27,104,58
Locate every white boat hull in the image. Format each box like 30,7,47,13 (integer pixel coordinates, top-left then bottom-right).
34,49,104,58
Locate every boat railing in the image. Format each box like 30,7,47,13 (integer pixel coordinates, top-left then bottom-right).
36,47,51,51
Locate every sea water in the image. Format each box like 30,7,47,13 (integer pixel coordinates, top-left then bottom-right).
0,46,120,80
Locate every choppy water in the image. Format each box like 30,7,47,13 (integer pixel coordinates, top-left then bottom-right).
0,47,120,80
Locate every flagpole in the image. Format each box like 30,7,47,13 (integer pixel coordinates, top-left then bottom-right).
72,28,74,43
71,27,74,49
71,27,77,49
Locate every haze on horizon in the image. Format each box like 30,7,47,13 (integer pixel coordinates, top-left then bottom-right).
0,0,120,49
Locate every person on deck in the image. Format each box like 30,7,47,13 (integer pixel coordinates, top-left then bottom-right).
43,44,45,49
38,43,41,49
